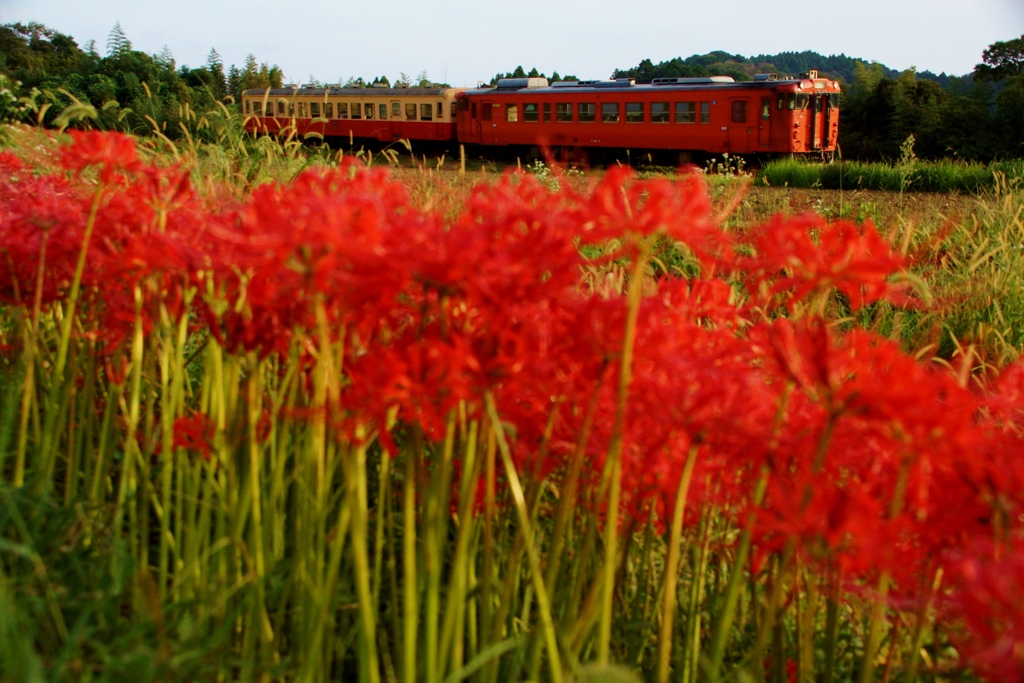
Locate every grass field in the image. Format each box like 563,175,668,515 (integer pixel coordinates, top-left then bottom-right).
1,122,1024,683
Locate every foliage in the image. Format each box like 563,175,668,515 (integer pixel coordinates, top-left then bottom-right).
974,34,1024,82
757,156,1024,193
488,66,577,85
611,50,896,85
0,21,283,140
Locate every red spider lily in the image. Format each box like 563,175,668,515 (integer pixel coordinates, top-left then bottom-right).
173,411,217,461
200,161,423,358
59,130,140,183
575,166,729,271
945,536,1024,682
750,317,994,585
0,168,90,305
86,164,221,346
743,213,906,312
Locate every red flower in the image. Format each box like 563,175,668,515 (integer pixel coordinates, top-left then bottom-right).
173,411,216,461
744,213,906,311
946,536,1024,682
59,130,140,183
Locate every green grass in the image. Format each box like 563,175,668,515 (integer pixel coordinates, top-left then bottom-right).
758,157,1024,194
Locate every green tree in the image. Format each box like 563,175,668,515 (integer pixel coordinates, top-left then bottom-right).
106,21,130,57
206,48,226,98
974,34,1024,82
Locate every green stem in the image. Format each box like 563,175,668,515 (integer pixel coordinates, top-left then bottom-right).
426,416,456,683
402,433,420,683
656,445,699,683
32,182,105,496
706,468,770,683
598,239,650,664
350,426,382,683
905,566,941,683
823,570,841,683
14,233,47,488
485,393,564,683
438,420,480,677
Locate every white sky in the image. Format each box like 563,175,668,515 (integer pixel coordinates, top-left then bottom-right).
2,0,1022,87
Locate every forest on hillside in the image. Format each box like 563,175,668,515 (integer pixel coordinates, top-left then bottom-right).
502,38,1024,161
2,21,1022,162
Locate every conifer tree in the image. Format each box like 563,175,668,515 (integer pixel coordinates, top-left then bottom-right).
106,21,130,57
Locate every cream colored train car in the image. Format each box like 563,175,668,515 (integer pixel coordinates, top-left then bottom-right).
243,86,464,142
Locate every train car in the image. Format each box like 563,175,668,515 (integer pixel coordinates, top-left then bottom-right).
455,71,840,161
242,86,465,143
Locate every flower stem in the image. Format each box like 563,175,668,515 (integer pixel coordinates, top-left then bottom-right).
485,393,564,683
598,238,650,664
656,445,699,683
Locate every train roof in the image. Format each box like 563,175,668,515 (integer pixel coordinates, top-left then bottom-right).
464,75,836,96
242,87,457,97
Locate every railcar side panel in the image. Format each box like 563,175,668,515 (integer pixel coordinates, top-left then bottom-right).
456,75,840,158
243,87,464,143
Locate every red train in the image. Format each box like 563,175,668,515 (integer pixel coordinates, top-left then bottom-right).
243,70,840,162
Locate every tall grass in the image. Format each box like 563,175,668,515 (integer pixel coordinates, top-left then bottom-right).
758,157,1024,194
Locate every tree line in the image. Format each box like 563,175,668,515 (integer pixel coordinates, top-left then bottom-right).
0,21,284,138
509,39,1024,162
1,22,1021,161
606,41,1024,161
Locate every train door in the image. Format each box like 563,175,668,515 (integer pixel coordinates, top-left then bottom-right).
480,101,497,145
463,100,481,143
809,94,827,149
758,97,771,147
822,94,833,149
390,100,402,140
727,98,751,154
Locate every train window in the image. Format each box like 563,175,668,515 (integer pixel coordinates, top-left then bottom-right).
796,94,810,109
828,93,840,109
278,100,286,115
787,94,796,110
700,102,710,124
776,95,784,110
625,102,643,123
338,103,348,119
524,103,539,122
543,103,551,122
556,103,572,122
651,102,670,123
310,102,320,118
299,102,308,117
731,101,747,124
380,103,388,119
437,102,443,119
675,102,695,124
421,103,433,121
578,103,595,123
352,103,361,119
601,103,619,123
450,102,457,117
326,103,334,118
288,101,295,116
245,100,251,114
394,101,402,117
471,101,477,118
254,101,263,115
407,103,417,120
506,104,518,122
365,103,374,120
458,98,469,112
762,98,770,120
482,103,492,121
